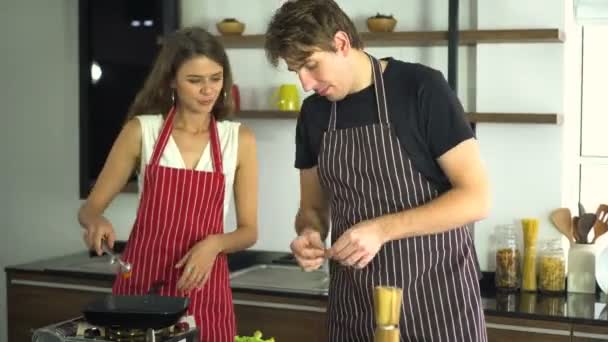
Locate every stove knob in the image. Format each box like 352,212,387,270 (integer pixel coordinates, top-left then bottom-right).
174,322,190,333
84,327,101,338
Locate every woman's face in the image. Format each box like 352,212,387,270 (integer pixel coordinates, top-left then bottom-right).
172,55,224,114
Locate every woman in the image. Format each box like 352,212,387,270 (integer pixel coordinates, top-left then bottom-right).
77,27,258,342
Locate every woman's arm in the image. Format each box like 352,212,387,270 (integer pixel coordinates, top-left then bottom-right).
209,124,259,253
77,118,142,253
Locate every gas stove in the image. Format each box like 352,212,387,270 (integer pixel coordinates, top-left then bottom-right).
32,316,198,342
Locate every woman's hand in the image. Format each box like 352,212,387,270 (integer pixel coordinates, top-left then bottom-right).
82,216,116,256
175,237,221,293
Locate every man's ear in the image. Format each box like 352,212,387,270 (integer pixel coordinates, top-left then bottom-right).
333,30,352,57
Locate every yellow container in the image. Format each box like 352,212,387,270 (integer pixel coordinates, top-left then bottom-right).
374,326,400,342
521,218,539,292
373,286,403,326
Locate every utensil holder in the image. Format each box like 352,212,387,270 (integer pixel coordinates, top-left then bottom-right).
567,243,596,294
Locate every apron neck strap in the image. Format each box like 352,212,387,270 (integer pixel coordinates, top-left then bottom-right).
329,54,390,130
150,107,176,166
208,115,223,174
150,108,223,173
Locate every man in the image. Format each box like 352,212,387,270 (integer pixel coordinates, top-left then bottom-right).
264,1,491,341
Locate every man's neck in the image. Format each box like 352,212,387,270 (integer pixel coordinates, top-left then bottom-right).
349,51,386,94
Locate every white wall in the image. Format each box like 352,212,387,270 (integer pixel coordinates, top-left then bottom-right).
0,1,82,341
474,0,567,269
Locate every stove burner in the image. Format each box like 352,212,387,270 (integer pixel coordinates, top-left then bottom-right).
83,327,102,339
106,326,170,342
32,316,199,342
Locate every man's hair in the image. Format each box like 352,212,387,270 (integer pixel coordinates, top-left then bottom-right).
264,0,363,67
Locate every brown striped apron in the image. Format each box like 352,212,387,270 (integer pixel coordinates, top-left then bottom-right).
113,108,235,342
318,56,487,342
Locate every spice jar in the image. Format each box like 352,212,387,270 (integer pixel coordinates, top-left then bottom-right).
495,224,520,291
538,239,566,294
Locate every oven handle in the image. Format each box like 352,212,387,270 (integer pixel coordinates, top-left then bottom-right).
233,299,326,313
11,279,112,293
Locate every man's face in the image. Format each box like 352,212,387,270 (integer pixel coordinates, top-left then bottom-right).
286,50,352,102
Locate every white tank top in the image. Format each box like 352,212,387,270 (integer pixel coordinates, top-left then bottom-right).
135,114,240,223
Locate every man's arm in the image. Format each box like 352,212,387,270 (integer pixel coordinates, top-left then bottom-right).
379,137,491,240
295,167,330,240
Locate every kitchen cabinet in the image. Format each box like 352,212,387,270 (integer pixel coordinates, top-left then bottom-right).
485,315,572,342
6,270,113,342
572,323,608,341
233,290,328,342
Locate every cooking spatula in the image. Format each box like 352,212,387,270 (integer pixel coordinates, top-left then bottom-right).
550,208,574,242
592,204,608,243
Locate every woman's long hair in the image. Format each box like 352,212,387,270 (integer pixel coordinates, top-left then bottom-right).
126,27,234,121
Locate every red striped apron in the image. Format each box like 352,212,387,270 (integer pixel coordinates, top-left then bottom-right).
113,108,235,342
318,55,486,341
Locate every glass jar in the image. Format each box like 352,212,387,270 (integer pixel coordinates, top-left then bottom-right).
538,239,566,294
494,224,521,291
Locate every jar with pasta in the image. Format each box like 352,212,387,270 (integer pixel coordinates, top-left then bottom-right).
495,224,520,291
538,239,566,294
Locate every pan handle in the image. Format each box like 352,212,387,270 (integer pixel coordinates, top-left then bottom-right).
148,280,167,295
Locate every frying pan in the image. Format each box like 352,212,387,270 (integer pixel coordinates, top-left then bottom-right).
82,281,190,329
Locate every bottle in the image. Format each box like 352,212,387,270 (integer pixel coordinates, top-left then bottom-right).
538,239,566,294
231,84,240,113
494,224,520,291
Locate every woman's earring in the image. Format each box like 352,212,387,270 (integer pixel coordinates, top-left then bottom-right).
171,90,176,106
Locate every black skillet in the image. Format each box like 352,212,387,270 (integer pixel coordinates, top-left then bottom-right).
82,281,190,329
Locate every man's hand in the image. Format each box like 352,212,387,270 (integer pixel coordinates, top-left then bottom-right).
327,219,388,269
290,228,326,271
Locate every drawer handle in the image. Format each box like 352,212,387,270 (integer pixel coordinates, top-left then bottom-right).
486,322,570,336
233,299,326,313
11,279,112,293
572,331,608,339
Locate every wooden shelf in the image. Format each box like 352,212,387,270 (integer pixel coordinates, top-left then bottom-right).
235,110,562,125
219,29,564,48
466,112,562,124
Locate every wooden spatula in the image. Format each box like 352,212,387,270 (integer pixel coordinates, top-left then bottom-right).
592,204,608,243
550,208,574,242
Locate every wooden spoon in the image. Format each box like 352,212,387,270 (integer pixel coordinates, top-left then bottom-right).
550,208,574,242
593,204,608,243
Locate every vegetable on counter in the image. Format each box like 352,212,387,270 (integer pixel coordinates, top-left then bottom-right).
235,330,275,342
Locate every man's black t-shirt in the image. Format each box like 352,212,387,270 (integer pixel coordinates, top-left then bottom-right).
295,57,474,193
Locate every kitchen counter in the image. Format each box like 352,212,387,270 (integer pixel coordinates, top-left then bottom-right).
5,248,608,327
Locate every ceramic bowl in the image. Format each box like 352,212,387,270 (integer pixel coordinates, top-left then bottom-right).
366,17,397,32
216,20,245,35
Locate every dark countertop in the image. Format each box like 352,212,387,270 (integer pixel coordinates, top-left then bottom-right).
5,247,608,326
